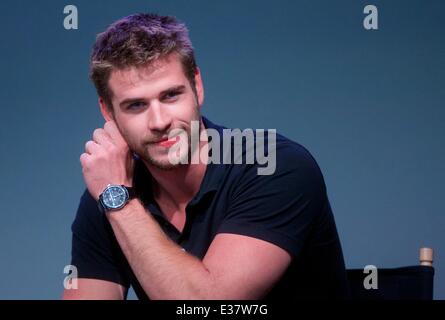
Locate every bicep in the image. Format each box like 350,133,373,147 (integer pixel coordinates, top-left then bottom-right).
62,278,127,300
202,233,292,299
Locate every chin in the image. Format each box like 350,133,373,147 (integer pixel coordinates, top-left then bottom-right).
141,145,191,170
142,153,183,171
150,160,181,171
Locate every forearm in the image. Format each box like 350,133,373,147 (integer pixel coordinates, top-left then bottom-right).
106,198,214,299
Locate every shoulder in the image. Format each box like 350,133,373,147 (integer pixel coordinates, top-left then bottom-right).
231,131,327,196
275,133,324,173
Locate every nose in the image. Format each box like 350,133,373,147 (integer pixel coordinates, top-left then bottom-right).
147,101,172,134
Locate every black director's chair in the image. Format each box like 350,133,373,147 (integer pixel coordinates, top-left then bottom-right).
346,247,435,300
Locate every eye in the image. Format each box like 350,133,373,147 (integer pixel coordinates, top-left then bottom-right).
162,90,181,102
127,101,146,110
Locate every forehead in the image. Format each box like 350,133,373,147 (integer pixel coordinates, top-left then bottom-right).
108,54,188,101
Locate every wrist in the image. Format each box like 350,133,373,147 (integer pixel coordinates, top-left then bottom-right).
105,197,146,221
98,184,136,213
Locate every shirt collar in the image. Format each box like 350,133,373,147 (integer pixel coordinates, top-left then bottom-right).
187,116,227,205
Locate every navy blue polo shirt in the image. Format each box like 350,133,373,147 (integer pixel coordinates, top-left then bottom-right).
70,116,350,300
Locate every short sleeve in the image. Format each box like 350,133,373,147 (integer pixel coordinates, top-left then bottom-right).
70,189,130,288
217,142,328,258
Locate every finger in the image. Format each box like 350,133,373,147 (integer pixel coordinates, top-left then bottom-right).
85,140,101,155
103,120,127,146
79,152,90,165
93,128,114,148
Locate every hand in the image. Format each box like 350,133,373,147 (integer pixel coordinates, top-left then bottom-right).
80,120,135,201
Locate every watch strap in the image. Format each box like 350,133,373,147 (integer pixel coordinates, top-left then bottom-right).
122,185,136,199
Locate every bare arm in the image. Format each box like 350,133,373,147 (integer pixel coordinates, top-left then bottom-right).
106,198,292,300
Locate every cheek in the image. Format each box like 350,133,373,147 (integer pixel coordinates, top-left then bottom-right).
116,120,143,146
125,127,144,144
173,97,200,120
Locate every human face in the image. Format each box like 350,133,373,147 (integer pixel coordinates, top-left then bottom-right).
104,54,204,170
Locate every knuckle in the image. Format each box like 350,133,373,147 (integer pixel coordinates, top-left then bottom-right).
93,128,103,138
79,153,89,165
85,140,93,149
103,122,112,133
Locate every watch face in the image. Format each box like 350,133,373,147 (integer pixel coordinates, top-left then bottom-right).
102,185,128,209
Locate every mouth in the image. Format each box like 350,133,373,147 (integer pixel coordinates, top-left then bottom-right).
153,135,179,148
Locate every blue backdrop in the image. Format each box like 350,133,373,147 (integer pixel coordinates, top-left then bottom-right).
0,0,443,299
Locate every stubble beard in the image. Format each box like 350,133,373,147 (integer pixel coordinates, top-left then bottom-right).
138,106,201,171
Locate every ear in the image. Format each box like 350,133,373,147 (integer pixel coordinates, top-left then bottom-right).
194,67,205,107
99,97,114,122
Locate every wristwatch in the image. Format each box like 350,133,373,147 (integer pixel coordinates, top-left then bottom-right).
98,184,136,213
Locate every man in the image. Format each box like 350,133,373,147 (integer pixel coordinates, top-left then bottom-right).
63,13,350,300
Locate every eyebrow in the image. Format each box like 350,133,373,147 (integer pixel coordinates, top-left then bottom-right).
119,85,186,108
